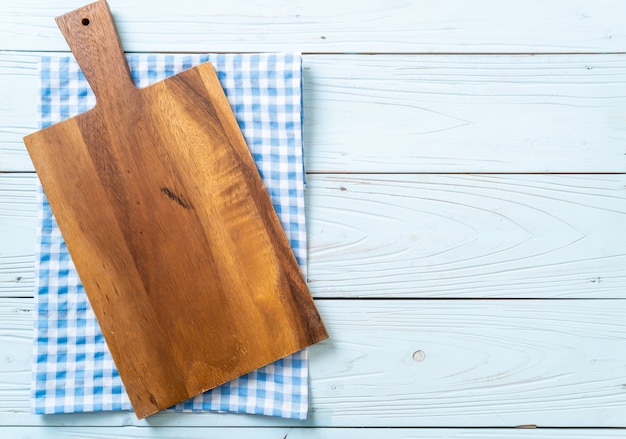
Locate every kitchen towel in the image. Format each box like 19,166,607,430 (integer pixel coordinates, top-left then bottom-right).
32,53,309,419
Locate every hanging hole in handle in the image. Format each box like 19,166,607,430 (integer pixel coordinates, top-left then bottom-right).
81,18,90,26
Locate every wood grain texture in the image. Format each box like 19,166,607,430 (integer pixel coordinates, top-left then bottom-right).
0,174,37,296
2,173,625,298
0,0,625,53
1,298,626,427
306,174,626,297
24,1,326,418
3,427,626,438
302,55,626,173
3,53,626,173
0,53,40,172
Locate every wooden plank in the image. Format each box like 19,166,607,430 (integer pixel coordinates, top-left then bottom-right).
1,298,626,427
306,174,626,297
0,53,39,172
0,0,624,53
2,427,626,438
26,4,326,418
307,175,626,298
2,173,625,298
302,54,626,173
3,53,626,173
0,174,37,296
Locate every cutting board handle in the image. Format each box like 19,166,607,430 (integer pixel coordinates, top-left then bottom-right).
55,0,135,102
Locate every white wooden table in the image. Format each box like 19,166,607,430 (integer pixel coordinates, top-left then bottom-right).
1,1,625,437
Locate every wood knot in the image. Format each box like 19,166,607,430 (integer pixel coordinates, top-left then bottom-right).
412,350,426,362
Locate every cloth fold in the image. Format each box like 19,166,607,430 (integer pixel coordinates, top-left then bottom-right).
32,53,309,419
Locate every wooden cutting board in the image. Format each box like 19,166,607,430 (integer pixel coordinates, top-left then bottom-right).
23,0,327,419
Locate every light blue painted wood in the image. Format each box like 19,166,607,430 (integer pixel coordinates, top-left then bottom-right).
2,427,626,438
0,0,624,53
305,174,626,297
302,54,626,173
0,174,37,296
2,53,626,172
1,299,626,427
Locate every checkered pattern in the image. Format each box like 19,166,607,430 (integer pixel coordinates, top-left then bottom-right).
32,54,310,419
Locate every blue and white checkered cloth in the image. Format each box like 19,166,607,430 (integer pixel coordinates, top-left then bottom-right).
32,53,309,419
